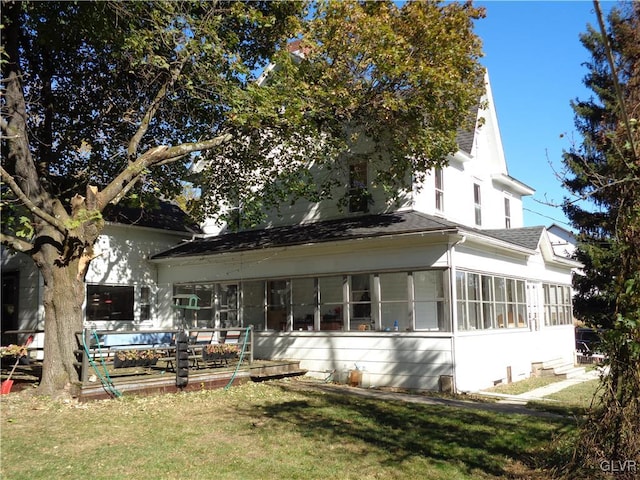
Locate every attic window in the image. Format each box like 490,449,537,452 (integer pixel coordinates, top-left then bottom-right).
349,161,370,213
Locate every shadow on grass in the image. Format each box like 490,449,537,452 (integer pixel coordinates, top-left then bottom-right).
242,384,575,478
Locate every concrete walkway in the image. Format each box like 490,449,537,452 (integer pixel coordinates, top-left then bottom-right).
274,368,603,419
277,378,575,419
475,368,602,405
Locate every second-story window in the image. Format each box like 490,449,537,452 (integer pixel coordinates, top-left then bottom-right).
349,161,370,213
504,197,511,229
473,183,482,226
434,168,444,212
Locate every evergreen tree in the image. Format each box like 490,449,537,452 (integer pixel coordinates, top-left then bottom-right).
562,1,639,476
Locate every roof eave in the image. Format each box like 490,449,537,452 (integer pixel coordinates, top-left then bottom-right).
491,173,535,196
460,230,537,255
451,150,473,164
149,226,461,263
103,221,198,237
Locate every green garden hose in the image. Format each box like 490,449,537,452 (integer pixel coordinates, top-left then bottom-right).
82,330,122,398
223,326,251,391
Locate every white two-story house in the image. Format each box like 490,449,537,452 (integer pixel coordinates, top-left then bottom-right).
147,74,580,392
2,71,579,392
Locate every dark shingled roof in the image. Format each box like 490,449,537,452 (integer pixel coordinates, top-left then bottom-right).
44,175,200,234
456,104,479,155
151,210,549,260
482,226,545,250
104,202,201,234
151,211,459,259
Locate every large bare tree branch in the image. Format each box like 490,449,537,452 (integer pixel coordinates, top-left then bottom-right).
2,7,46,210
0,232,35,253
99,132,234,208
127,60,186,160
0,166,68,234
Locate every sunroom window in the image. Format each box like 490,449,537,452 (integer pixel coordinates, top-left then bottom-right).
349,274,374,330
456,272,528,331
292,277,316,331
267,280,290,331
243,281,266,331
174,270,451,333
319,276,344,331
379,272,409,332
543,284,573,326
413,270,449,331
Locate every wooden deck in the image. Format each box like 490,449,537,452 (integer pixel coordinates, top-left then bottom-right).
1,359,307,401
79,360,307,401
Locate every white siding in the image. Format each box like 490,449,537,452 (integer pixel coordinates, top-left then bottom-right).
255,332,454,391
454,325,575,392
156,236,450,285
202,74,532,236
1,250,42,330
1,249,44,356
87,224,188,285
1,224,191,332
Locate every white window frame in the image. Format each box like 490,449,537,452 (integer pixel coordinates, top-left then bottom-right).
504,196,512,229
348,161,370,213
473,183,482,226
456,271,529,331
434,168,444,212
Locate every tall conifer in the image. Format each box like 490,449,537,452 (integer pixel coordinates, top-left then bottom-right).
562,2,639,475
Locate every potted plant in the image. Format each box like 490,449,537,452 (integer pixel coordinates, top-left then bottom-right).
114,349,137,368
1,344,28,357
113,349,162,368
202,343,238,362
0,344,30,366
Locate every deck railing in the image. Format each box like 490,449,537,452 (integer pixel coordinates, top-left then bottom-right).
76,327,254,383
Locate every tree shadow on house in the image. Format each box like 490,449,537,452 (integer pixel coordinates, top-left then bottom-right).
238,384,573,478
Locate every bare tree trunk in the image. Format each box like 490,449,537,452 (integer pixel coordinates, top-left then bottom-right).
36,244,86,396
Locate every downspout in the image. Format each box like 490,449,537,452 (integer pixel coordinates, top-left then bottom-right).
447,234,466,393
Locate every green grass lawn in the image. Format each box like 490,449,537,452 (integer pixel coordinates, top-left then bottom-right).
1,379,578,480
545,379,602,407
486,376,562,395
524,378,603,418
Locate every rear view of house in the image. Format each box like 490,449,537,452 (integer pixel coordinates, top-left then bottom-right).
148,74,580,392
2,74,579,392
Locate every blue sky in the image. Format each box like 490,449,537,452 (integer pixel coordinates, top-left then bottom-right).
473,1,615,228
